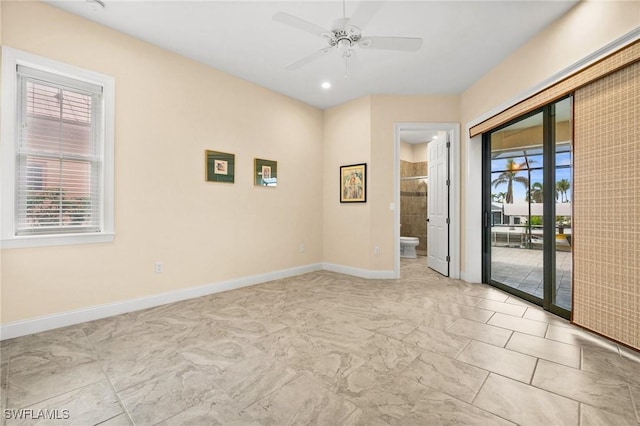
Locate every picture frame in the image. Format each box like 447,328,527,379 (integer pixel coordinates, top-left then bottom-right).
340,163,366,203
254,158,278,187
205,150,235,183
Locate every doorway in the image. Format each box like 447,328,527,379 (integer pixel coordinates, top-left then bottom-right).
394,123,460,279
482,97,572,318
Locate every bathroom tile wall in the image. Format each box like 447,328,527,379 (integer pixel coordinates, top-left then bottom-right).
400,161,428,256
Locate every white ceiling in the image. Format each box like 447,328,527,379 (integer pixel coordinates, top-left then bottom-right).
400,129,437,144
45,0,578,110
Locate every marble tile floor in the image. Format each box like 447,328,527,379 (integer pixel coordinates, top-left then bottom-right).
1,258,639,425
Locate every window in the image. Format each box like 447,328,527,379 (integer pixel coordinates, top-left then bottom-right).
1,48,114,248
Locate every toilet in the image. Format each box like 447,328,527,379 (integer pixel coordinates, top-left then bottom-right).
400,236,420,258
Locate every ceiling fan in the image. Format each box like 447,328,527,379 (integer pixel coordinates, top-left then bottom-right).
273,1,423,77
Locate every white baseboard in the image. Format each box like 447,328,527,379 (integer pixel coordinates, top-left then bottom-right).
0,263,322,341
1,262,401,340
322,263,396,280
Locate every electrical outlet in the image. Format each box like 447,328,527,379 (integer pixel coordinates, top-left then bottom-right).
374,246,380,255
155,261,163,273
299,244,305,253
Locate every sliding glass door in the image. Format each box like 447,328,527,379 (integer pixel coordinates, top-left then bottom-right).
483,97,572,318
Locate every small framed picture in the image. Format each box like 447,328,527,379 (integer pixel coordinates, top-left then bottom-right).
340,163,366,203
205,150,235,183
254,158,277,187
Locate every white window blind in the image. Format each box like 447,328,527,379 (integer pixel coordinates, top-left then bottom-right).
15,65,103,236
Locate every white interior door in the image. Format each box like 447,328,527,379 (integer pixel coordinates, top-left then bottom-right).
427,132,450,276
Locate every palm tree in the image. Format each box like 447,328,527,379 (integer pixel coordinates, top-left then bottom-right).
491,159,529,203
491,192,507,203
527,182,544,203
556,178,571,203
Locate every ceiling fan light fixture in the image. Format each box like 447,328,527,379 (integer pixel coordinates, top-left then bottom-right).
337,38,352,51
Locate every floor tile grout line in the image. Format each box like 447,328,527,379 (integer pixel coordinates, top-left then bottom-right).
463,371,514,423
453,338,473,360
576,401,581,426
83,326,136,426
529,358,540,385
502,330,515,349
527,358,638,420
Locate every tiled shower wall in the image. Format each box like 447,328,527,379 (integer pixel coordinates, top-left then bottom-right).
573,60,639,350
400,160,427,255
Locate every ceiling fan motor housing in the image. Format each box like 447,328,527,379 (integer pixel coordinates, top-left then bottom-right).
328,25,362,50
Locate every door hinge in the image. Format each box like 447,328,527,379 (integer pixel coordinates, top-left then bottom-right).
446,179,450,186
446,255,450,262
446,141,451,148
446,218,450,224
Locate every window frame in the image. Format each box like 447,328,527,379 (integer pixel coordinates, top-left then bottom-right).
1,47,115,248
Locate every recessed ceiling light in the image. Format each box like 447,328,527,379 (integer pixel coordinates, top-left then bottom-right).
321,81,331,89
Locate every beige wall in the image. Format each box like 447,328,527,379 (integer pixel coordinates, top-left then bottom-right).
400,142,429,163
322,97,372,269
322,95,459,273
399,141,413,162
1,1,324,323
369,95,460,271
412,143,429,163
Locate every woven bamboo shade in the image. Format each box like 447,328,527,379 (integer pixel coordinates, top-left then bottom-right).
572,61,640,350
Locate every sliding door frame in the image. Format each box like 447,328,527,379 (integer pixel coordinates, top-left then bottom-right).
482,97,571,319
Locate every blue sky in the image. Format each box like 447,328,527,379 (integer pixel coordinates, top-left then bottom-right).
491,153,572,203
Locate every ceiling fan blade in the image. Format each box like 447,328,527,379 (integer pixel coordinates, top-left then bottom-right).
333,17,350,29
359,36,423,51
273,12,329,38
285,48,332,70
348,1,384,30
